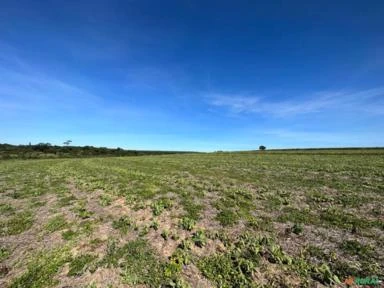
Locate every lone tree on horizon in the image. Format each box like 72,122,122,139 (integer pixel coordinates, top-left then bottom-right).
63,140,72,146
259,145,266,151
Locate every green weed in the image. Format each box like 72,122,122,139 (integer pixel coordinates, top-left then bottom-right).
161,229,170,240
192,230,207,247
99,194,112,206
45,215,68,233
0,211,34,236
112,216,132,234
68,254,97,276
179,217,196,231
151,199,173,216
216,209,238,226
10,247,71,288
0,246,10,262
75,207,93,219
150,220,159,231
340,240,375,260
0,203,15,215
291,223,304,235
62,229,76,240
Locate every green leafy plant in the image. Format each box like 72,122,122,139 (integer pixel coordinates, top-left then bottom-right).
151,199,173,216
74,207,93,219
192,230,207,247
150,220,159,231
340,240,375,260
291,223,304,235
112,216,132,234
139,225,150,236
179,217,196,231
99,194,112,206
161,229,170,240
178,239,192,250
62,229,76,240
0,246,10,262
216,209,238,226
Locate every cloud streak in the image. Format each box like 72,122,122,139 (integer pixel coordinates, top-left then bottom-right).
0,67,101,114
0,48,143,119
207,88,384,117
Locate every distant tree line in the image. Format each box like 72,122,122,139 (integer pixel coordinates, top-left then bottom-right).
0,143,194,160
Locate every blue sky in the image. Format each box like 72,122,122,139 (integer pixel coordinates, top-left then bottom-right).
1,0,383,151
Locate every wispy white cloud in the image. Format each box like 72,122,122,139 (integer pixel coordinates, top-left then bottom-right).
207,87,384,117
0,46,140,118
0,67,101,113
0,42,101,114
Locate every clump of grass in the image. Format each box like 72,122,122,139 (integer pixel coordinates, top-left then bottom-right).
164,249,190,278
161,229,170,240
74,207,93,219
89,238,104,248
166,279,191,288
139,225,150,236
278,207,317,225
199,253,244,287
245,216,259,229
0,246,11,262
79,220,95,236
171,231,180,241
291,223,304,235
119,239,165,286
320,208,379,230
308,191,334,204
216,209,238,226
125,194,137,205
340,240,375,260
99,194,112,206
268,242,293,264
9,191,22,199
68,254,97,276
0,203,15,215
179,217,196,231
112,216,132,234
29,200,46,208
181,198,203,221
45,215,68,233
0,211,34,236
199,233,341,287
311,263,341,285
150,220,159,231
57,194,76,207
10,247,71,288
62,229,76,241
192,230,207,247
178,239,192,250
151,199,173,216
98,239,119,268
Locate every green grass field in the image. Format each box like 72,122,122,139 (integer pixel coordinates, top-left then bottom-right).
0,150,383,287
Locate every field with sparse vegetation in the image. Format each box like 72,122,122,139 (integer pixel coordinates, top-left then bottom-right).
0,150,383,287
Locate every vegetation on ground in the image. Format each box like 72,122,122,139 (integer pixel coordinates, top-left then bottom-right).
0,149,383,287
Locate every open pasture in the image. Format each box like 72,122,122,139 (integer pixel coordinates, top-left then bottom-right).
0,150,383,287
